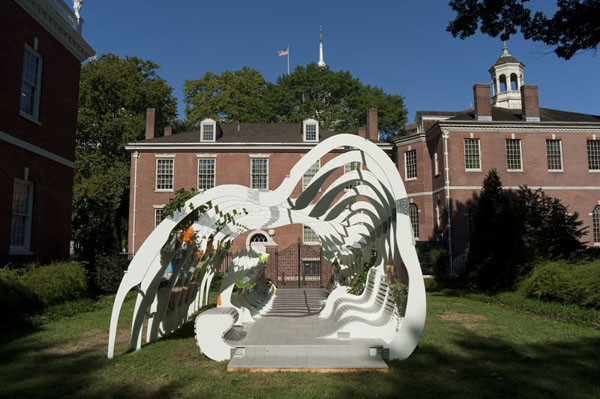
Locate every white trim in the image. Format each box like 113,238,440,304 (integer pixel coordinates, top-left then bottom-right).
125,143,394,151
250,157,269,190
155,157,174,192
249,153,271,158
19,111,42,126
154,153,175,158
197,157,216,191
303,119,319,142
196,153,217,158
406,185,600,198
200,119,217,142
0,131,74,168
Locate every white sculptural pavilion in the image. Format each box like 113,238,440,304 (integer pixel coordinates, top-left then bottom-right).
107,134,426,362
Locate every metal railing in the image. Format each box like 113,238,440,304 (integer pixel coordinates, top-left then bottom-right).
47,0,83,34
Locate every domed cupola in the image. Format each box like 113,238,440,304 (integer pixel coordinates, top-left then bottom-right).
489,42,525,109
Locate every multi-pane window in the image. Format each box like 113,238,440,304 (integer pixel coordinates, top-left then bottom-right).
305,124,317,141
250,233,268,242
303,260,320,276
593,206,600,244
154,207,164,228
303,225,320,244
202,123,214,141
20,47,43,120
10,179,33,250
434,144,440,176
156,158,174,190
409,203,419,239
505,139,522,171
464,138,481,170
344,162,361,189
587,140,600,171
404,150,417,180
546,139,563,171
303,161,320,190
251,158,268,189
198,158,215,191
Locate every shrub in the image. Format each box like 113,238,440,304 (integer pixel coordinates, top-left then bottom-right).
94,253,129,293
0,268,42,332
20,261,88,305
520,260,600,309
430,247,449,279
389,282,408,316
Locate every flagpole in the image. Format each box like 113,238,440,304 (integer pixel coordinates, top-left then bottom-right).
287,44,290,75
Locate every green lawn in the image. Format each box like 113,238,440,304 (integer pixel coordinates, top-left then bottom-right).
1,292,599,399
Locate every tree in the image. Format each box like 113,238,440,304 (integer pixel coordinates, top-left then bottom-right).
466,169,523,291
447,0,600,59
73,54,177,263
184,63,407,138
183,67,274,126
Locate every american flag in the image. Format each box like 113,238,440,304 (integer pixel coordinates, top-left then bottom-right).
278,48,289,57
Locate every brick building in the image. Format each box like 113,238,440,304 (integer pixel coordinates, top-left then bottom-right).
0,0,94,265
125,108,392,288
394,45,600,271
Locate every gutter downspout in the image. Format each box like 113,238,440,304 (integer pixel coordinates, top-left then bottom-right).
131,151,139,256
442,131,453,271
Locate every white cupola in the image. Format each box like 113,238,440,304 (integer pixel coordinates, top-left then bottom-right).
489,42,525,109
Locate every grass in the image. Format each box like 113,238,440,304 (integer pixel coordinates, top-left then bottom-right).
0,291,599,399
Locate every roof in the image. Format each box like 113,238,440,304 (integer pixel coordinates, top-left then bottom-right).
447,107,600,123
135,123,339,144
493,55,522,66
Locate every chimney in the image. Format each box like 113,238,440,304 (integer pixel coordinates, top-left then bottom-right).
358,127,366,138
521,84,540,122
145,108,157,140
473,84,492,121
163,126,172,136
366,108,378,141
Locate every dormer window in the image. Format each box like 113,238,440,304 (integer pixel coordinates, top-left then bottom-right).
303,119,319,142
200,118,217,142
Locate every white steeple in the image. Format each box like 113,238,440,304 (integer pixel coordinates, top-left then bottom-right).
318,26,326,67
489,42,525,109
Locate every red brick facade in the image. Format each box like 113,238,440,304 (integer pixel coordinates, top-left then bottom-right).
0,0,93,265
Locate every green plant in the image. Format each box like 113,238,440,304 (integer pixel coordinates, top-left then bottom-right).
20,261,88,306
430,247,449,279
389,281,408,316
0,267,42,332
94,253,129,293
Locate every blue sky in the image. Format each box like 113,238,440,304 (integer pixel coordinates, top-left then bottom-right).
80,0,599,124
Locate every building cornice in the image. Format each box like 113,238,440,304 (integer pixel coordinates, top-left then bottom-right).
125,142,394,152
436,120,600,133
393,133,426,146
15,0,94,62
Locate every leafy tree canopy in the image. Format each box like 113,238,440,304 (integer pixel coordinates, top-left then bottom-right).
73,54,177,262
447,0,600,59
184,63,407,138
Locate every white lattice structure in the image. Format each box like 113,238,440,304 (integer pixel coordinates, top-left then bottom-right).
107,134,426,361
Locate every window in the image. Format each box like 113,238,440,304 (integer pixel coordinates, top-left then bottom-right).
302,161,320,190
593,206,600,244
154,207,164,228
305,124,317,141
434,144,440,176
506,139,522,171
587,140,600,171
250,233,268,242
251,158,268,189
344,162,361,189
546,139,563,171
155,158,174,191
303,225,320,244
464,138,481,170
10,179,34,253
303,260,320,276
404,150,417,180
20,47,43,121
198,158,215,191
409,203,419,239
201,120,216,141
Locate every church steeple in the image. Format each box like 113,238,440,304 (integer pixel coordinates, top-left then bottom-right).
318,26,326,67
489,42,525,109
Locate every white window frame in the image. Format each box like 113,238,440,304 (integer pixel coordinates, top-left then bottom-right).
464,138,482,171
344,162,361,190
302,160,320,190
250,157,269,190
153,205,165,228
404,149,417,180
593,205,600,245
19,45,43,124
303,225,320,244
587,140,600,172
200,118,217,142
155,156,174,192
303,118,319,142
409,203,419,239
9,179,34,255
505,139,523,171
434,144,440,176
197,157,216,191
546,139,564,172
